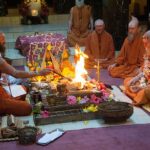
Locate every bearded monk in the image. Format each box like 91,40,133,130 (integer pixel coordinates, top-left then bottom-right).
84,19,115,69
124,30,150,105
67,0,93,46
108,16,145,78
0,44,51,116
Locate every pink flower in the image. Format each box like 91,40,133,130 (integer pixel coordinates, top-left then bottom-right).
90,94,102,104
67,96,77,105
40,110,50,118
101,89,109,98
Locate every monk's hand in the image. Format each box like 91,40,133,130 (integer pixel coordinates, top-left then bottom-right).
108,63,117,71
38,68,52,76
127,77,138,86
0,74,8,85
0,80,8,85
127,72,144,86
130,85,141,93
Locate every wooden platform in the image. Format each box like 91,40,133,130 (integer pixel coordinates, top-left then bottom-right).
33,90,102,125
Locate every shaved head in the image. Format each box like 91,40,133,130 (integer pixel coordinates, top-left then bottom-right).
143,30,150,39
128,16,139,28
94,19,105,34
95,19,104,27
142,30,150,53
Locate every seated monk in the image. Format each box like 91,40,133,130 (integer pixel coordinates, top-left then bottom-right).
108,16,145,78
124,30,150,105
67,0,93,46
0,44,51,116
84,19,115,69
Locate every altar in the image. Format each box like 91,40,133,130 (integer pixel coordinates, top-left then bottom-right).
15,33,67,56
24,44,133,126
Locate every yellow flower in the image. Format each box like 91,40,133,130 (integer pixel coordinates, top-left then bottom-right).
83,104,98,112
27,62,32,67
62,68,75,78
83,121,89,125
47,44,52,51
77,96,82,102
36,67,41,72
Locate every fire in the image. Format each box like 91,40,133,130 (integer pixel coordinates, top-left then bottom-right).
73,45,88,89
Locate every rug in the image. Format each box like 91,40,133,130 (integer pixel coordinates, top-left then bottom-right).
0,124,150,150
88,69,123,86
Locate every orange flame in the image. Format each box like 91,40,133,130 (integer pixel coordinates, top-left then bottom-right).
73,45,88,89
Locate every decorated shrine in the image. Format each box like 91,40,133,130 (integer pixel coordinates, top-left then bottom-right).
19,0,49,24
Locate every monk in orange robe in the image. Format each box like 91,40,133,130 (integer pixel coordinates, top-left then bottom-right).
67,0,93,46
108,17,145,78
124,30,150,105
0,44,51,116
84,19,115,69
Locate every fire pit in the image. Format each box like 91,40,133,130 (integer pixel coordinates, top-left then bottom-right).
31,45,112,125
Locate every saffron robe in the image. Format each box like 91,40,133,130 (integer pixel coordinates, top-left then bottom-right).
67,5,92,46
124,77,150,105
84,31,115,69
109,34,145,78
0,67,31,116
124,56,150,105
0,85,32,116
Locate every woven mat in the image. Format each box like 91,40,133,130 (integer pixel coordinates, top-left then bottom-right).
0,137,18,142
